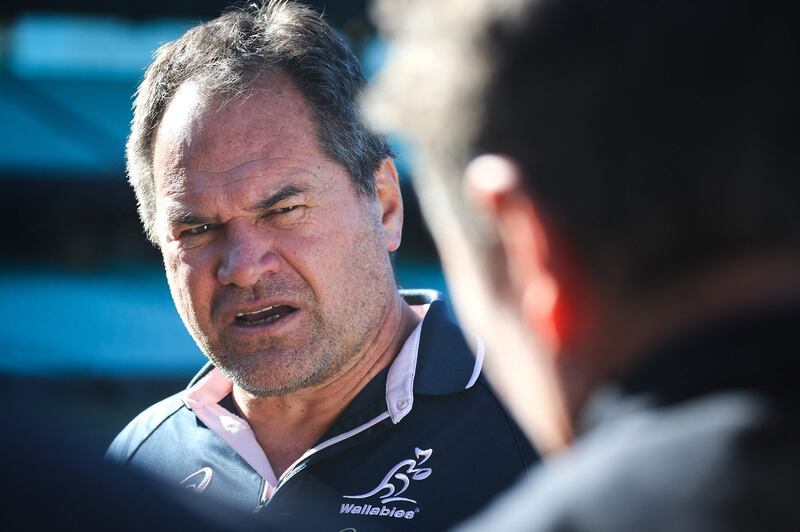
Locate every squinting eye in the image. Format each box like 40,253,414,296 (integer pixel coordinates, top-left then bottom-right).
264,205,305,220
182,224,215,238
271,206,298,215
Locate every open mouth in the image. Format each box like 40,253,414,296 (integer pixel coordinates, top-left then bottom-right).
234,305,298,326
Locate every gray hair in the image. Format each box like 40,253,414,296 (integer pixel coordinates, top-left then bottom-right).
128,0,391,244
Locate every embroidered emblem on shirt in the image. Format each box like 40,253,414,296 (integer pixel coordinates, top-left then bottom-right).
181,467,213,493
343,447,432,504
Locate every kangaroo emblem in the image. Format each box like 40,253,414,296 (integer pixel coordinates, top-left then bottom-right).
344,447,433,504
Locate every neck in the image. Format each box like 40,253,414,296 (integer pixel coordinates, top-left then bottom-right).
232,293,420,477
565,251,800,434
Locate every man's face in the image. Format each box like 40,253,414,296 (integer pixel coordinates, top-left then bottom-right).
151,74,398,396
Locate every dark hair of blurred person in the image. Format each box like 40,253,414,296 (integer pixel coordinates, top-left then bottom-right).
0,378,267,531
367,0,800,530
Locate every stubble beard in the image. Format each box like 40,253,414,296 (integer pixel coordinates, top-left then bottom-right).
209,308,369,397
198,276,388,397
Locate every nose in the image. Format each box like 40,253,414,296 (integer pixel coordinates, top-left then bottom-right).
216,222,280,287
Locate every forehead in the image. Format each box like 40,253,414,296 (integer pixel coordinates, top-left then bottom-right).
152,72,340,199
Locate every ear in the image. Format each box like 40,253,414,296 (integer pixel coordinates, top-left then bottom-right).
465,155,562,351
374,158,404,252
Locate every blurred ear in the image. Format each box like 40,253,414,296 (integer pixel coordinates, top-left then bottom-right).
465,155,561,351
374,158,404,252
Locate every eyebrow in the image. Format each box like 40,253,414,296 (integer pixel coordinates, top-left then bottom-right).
251,184,307,211
166,183,308,227
166,209,215,227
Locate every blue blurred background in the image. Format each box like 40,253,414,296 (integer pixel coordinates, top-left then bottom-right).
0,0,446,449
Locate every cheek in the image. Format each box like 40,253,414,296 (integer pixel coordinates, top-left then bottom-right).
284,231,347,296
289,211,358,263
164,250,211,321
287,214,386,302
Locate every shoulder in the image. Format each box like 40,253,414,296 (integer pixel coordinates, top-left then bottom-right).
450,374,540,469
459,392,800,531
410,301,536,467
409,300,537,467
105,391,187,464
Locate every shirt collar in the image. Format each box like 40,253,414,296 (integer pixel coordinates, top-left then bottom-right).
384,295,485,423
411,298,485,395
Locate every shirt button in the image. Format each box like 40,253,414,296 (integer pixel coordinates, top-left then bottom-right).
397,399,409,409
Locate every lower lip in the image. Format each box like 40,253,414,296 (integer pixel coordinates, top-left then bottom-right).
228,308,302,335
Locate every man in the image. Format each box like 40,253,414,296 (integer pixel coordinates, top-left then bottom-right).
106,2,535,530
367,0,800,530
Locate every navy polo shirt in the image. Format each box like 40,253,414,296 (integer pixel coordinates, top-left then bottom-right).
107,292,537,530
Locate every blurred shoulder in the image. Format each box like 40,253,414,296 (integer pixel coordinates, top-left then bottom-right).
458,392,800,531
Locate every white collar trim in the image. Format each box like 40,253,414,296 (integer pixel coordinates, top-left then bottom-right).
385,318,424,423
180,370,279,493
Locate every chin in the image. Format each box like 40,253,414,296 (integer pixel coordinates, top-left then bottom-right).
220,359,330,397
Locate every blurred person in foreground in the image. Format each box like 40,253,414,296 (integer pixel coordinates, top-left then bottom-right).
366,0,800,530
1,382,263,531
106,1,535,529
